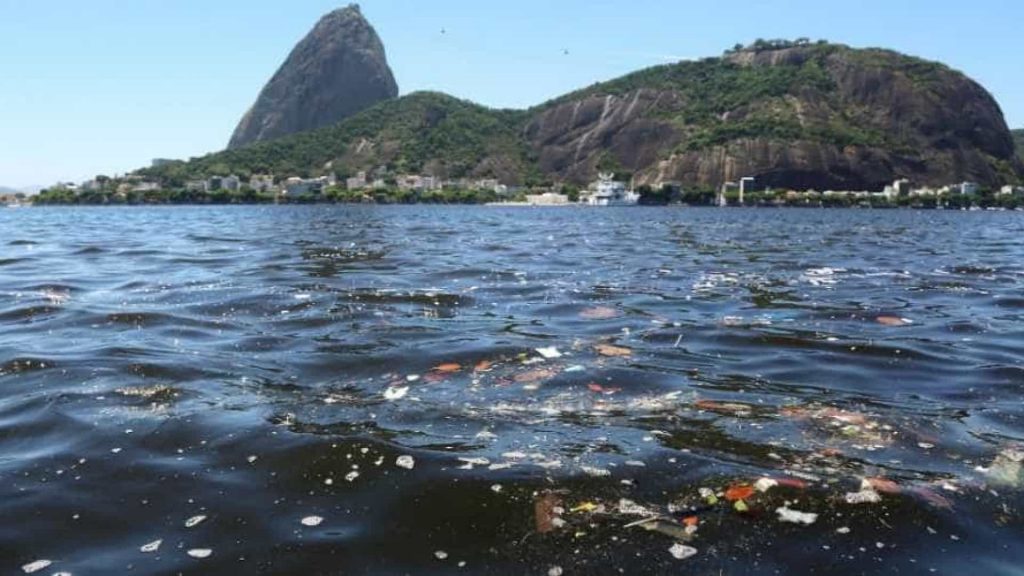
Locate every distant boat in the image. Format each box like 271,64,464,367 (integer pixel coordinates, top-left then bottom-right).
587,173,640,206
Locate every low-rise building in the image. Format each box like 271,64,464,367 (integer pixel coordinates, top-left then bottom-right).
221,175,241,192
249,175,276,193
526,192,570,205
346,172,368,191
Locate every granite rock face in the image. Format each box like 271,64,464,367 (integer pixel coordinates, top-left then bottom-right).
524,44,1021,190
228,4,398,150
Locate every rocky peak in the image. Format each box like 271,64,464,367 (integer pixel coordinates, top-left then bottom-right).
227,4,398,150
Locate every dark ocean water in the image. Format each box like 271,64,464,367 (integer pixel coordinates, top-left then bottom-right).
2,205,1023,575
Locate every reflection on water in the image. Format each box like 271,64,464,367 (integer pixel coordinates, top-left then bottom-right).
1,206,1023,574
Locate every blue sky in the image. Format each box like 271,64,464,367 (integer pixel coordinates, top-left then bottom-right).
1,0,1021,188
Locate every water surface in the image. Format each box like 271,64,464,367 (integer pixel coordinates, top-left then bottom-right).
2,206,1023,575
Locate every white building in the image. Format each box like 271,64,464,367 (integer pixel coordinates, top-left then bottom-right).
959,182,980,196
250,175,276,193
739,177,756,204
131,182,161,193
346,172,368,191
221,175,241,192
998,185,1023,197
526,192,570,205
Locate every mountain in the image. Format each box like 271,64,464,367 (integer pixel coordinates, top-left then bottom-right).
227,4,398,150
152,40,1022,191
0,186,20,195
1013,129,1023,161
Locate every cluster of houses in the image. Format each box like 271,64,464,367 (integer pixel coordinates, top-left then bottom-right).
717,177,1024,206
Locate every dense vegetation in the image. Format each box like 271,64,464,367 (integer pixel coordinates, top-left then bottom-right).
43,41,1019,197
32,186,510,206
1014,129,1024,161
140,92,534,186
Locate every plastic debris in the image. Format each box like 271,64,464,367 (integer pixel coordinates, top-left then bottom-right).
595,344,632,357
185,515,207,528
845,487,882,504
876,316,911,327
580,306,620,320
383,386,409,401
755,478,779,493
725,484,755,501
140,539,163,553
301,516,324,527
434,551,448,560
982,448,1023,487
776,507,818,525
733,500,750,513
669,543,698,560
187,549,213,559
548,566,564,576
581,465,612,477
536,347,563,359
434,363,461,374
571,502,599,513
535,493,563,533
617,498,654,517
396,455,416,470
21,560,51,574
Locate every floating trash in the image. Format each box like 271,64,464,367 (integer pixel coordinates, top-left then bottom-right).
396,455,415,470
140,539,162,553
21,560,52,574
383,386,409,401
185,515,207,528
536,347,562,359
301,516,324,527
776,507,818,525
668,543,698,560
187,549,212,559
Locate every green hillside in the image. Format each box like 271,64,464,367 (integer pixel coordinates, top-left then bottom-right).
142,92,534,186
1013,129,1024,161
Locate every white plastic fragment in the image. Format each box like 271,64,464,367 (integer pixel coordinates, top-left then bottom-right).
345,471,360,482
396,455,415,470
548,566,564,576
383,386,409,401
434,550,448,560
845,489,882,504
836,527,852,535
246,455,258,464
618,498,654,517
185,515,207,528
535,347,563,359
776,507,819,525
187,549,212,559
669,543,698,560
581,465,612,477
755,477,779,492
301,516,324,527
140,539,163,553
21,560,51,574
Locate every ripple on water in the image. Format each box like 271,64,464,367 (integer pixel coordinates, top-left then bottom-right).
2,207,1024,574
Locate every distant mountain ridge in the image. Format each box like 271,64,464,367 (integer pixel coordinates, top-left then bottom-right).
1013,129,1024,161
227,4,398,150
146,22,1023,190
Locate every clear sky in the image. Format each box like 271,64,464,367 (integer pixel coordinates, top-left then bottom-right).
1,0,1021,188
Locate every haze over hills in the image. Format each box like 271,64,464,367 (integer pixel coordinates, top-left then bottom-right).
143,10,1023,191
